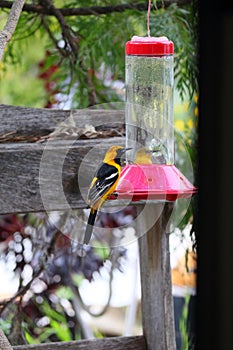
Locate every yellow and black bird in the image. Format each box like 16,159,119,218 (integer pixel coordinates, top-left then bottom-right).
83,145,131,245
134,147,156,164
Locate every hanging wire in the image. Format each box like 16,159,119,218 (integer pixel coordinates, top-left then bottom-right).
147,0,151,37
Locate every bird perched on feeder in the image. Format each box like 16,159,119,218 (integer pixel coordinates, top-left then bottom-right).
134,147,156,164
83,145,131,245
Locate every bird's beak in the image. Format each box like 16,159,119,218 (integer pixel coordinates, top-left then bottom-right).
122,147,132,153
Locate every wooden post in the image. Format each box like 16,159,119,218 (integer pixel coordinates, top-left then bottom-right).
137,202,176,350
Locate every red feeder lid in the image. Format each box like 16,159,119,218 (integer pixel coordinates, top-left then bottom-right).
126,36,174,56
110,164,197,202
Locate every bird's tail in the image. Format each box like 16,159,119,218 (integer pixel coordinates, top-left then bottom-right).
83,208,97,245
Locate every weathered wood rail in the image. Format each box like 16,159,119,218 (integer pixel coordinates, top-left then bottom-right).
0,105,125,214
12,335,146,350
0,104,176,350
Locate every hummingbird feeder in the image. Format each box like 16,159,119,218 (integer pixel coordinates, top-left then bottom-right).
114,36,196,202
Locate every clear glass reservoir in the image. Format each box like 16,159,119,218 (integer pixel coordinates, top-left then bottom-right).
125,36,174,164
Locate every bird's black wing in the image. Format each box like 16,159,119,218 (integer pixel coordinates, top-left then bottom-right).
88,163,119,206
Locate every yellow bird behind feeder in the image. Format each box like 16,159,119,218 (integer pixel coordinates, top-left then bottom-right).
134,147,156,164
84,145,131,245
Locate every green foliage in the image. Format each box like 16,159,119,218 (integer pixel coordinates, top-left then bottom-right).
0,318,11,335
0,13,48,107
174,98,198,184
40,301,73,342
56,286,73,299
1,0,198,108
23,295,78,344
179,295,190,350
173,91,198,231
149,3,198,100
179,295,195,350
93,242,110,260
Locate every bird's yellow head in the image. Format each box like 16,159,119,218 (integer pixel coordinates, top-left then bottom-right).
135,147,156,164
103,146,131,165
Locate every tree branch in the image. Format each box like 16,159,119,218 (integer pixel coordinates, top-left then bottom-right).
40,16,68,58
0,0,25,61
39,0,78,62
0,0,192,17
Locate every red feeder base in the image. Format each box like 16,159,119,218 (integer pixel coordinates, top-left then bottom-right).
111,164,197,202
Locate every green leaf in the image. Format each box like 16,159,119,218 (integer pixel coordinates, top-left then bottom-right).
56,286,73,299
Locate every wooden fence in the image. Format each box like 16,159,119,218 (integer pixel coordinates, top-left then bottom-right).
0,104,176,350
